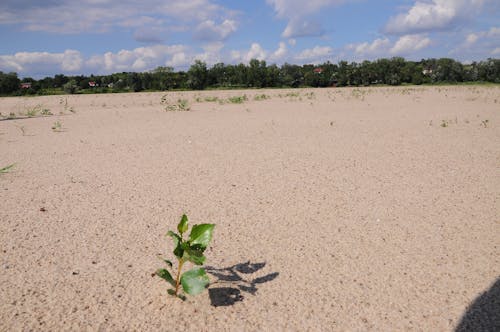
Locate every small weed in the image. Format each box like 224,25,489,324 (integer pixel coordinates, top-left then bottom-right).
305,92,315,100
254,94,270,101
204,96,219,102
26,107,39,117
0,163,15,174
52,121,62,132
441,120,448,128
227,95,248,104
161,96,190,111
481,119,489,128
285,92,300,98
40,108,53,116
8,112,16,119
156,214,215,300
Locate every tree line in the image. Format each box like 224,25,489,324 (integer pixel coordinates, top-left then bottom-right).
1,57,499,96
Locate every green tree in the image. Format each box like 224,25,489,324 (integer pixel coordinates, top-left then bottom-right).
187,60,208,90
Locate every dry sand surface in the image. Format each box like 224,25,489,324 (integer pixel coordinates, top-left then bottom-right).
1,86,499,331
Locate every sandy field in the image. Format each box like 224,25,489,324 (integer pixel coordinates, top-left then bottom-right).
1,86,499,331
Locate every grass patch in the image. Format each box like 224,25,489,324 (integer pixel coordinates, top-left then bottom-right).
161,95,190,111
254,94,270,101
227,95,248,104
0,163,15,174
52,121,63,132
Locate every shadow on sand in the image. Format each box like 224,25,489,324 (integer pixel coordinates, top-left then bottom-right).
205,261,279,307
455,277,500,331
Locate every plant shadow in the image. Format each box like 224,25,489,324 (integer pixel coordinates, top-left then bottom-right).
455,276,500,331
205,261,279,307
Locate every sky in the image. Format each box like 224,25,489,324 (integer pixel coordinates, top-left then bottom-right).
0,0,499,78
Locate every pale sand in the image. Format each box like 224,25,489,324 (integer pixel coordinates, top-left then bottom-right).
0,86,499,331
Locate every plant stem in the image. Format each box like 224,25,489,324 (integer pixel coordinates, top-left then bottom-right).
175,259,184,296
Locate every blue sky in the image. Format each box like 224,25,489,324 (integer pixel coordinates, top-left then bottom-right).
0,0,499,78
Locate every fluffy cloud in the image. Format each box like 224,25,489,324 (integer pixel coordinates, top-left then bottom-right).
295,46,333,63
193,20,237,42
390,34,431,55
452,26,500,58
86,44,189,72
348,38,391,56
269,42,288,62
346,34,431,58
266,0,345,38
385,0,487,34
0,0,236,42
231,43,267,63
0,50,83,76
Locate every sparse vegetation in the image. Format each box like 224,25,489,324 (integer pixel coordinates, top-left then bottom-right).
161,95,190,111
227,95,248,104
52,121,62,132
254,94,270,101
156,214,215,300
0,163,15,174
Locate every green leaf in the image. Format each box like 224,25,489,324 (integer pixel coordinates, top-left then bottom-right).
163,259,173,268
167,289,176,296
181,267,210,295
167,231,184,258
178,214,188,235
189,224,215,249
184,247,206,265
156,269,175,287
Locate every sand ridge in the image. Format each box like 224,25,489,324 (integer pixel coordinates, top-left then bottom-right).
1,86,499,331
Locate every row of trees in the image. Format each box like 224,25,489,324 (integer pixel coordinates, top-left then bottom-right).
1,57,499,96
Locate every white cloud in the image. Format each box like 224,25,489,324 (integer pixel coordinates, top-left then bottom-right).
349,38,391,56
452,26,500,58
295,46,333,63
390,34,431,55
492,47,500,55
269,42,288,62
193,19,237,41
385,0,487,34
0,50,83,76
0,0,236,41
266,0,345,38
282,19,324,38
86,45,188,73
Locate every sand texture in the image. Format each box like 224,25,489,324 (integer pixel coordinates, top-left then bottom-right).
1,86,499,331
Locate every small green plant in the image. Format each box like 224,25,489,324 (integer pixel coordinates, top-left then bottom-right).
40,108,53,116
441,120,448,127
481,119,489,128
52,121,62,132
26,107,38,117
254,94,269,101
204,96,219,102
0,163,15,174
161,96,190,111
227,95,247,104
156,214,215,300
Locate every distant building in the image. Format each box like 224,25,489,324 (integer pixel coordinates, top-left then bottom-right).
313,67,323,74
88,81,98,87
422,69,433,76
20,82,32,89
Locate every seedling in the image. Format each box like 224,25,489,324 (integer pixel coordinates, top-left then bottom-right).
52,121,62,132
156,214,215,300
0,163,15,174
227,95,247,104
161,96,190,111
